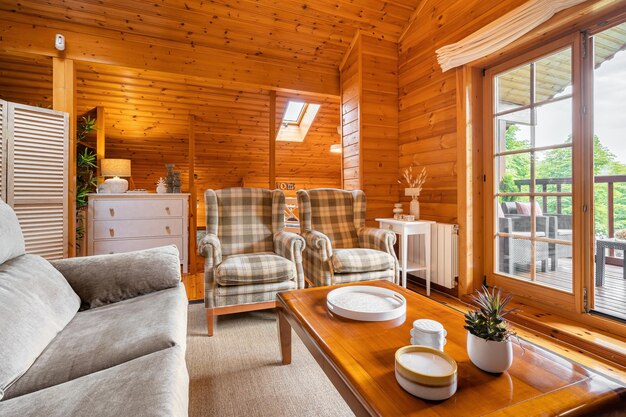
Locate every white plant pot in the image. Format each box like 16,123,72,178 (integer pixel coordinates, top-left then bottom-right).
466,331,513,373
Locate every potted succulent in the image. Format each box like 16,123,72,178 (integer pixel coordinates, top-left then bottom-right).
464,286,517,373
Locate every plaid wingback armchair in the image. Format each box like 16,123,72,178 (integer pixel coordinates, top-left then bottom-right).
297,189,398,287
198,188,305,336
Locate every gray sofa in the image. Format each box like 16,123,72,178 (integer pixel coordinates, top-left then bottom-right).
0,200,189,417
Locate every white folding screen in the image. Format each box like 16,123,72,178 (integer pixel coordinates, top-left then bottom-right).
4,101,69,259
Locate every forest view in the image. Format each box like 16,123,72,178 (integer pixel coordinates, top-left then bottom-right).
499,125,626,236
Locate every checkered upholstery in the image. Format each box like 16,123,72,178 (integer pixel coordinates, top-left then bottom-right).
200,188,305,309
297,188,398,287
298,189,359,248
206,188,284,257
332,249,395,273
215,253,296,285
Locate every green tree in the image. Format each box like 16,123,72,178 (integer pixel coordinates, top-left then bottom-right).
507,131,626,236
498,125,531,201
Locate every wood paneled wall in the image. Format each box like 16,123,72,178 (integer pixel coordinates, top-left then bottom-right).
340,33,399,223
397,0,527,224
0,54,52,108
360,35,399,222
0,54,341,228
341,41,361,191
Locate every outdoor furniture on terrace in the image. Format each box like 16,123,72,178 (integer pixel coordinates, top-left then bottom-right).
595,238,626,287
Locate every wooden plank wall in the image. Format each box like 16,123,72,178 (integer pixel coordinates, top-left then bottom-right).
0,54,341,229
340,34,399,223
0,54,53,108
397,0,526,224
341,41,361,192
360,35,399,222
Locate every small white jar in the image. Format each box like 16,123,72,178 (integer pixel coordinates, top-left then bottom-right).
411,319,447,351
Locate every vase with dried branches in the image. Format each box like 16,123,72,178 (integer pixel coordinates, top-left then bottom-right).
398,166,427,219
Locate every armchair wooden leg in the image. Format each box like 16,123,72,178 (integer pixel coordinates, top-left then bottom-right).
206,308,215,337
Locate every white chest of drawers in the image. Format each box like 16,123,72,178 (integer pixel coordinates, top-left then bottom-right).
87,194,189,273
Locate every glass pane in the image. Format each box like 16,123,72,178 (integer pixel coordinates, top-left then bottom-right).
535,148,572,189
495,109,531,153
534,99,572,148
536,243,573,292
592,22,626,319
283,101,305,122
496,64,530,113
496,195,530,235
495,153,531,194
535,48,572,103
541,196,573,222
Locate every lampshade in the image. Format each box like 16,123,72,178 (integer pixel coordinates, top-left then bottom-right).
101,159,131,177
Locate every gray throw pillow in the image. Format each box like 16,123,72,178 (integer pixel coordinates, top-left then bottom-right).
0,254,81,399
0,199,26,264
50,245,182,310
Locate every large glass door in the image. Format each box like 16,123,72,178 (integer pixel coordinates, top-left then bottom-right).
486,39,578,307
589,21,626,321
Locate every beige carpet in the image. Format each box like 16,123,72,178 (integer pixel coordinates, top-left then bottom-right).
186,304,355,417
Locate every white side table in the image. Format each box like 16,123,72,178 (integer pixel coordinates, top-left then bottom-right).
376,218,435,295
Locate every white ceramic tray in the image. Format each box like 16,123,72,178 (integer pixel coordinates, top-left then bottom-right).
326,285,406,321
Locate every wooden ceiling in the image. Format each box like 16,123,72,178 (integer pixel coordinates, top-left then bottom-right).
0,0,419,71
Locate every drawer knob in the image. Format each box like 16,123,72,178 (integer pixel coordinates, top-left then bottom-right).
109,228,115,237
388,225,393,230
165,207,170,214
165,226,171,234
109,208,115,217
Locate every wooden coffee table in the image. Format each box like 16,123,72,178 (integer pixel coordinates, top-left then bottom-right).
276,280,625,416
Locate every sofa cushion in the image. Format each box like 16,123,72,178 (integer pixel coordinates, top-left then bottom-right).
0,347,189,417
0,200,25,264
331,248,395,273
50,245,182,310
3,285,187,399
215,253,296,285
0,255,80,400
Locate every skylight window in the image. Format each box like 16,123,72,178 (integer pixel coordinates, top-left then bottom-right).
282,101,307,125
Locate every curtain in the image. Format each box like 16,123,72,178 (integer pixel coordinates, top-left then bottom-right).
435,0,588,72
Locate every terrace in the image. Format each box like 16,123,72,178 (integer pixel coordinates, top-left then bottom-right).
506,175,626,321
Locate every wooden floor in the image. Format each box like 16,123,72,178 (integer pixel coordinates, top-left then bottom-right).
510,257,626,321
595,263,626,321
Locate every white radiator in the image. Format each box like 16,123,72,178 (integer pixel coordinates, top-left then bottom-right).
407,223,459,289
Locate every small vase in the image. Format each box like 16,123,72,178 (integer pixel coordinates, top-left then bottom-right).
466,331,513,373
156,184,167,194
410,197,420,218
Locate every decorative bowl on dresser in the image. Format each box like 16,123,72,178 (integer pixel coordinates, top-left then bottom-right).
87,193,190,273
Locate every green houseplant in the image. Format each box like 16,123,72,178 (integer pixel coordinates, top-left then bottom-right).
464,286,517,373
76,116,97,251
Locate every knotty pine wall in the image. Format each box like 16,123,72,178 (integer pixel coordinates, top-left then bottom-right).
360,35,399,223
0,54,341,227
0,54,53,108
341,41,360,192
340,34,399,224
397,0,527,224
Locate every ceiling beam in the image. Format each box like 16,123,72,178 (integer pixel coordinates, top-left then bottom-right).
0,12,340,97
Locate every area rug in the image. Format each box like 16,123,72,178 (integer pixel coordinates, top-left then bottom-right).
186,304,354,417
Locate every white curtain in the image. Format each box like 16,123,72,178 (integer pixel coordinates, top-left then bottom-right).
435,0,588,72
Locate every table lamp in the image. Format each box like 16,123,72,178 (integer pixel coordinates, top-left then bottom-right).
101,159,131,193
